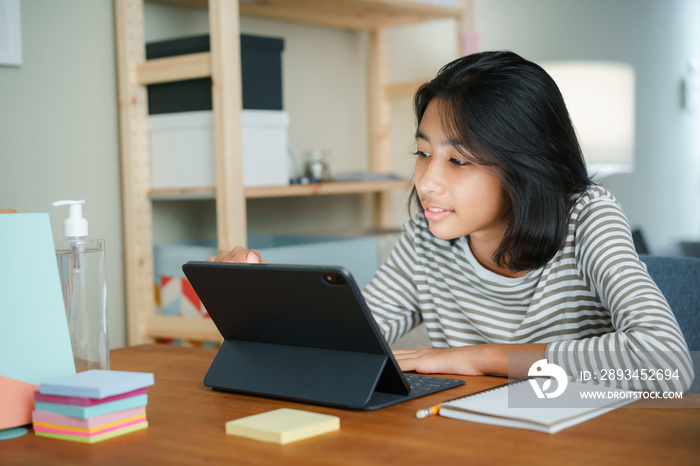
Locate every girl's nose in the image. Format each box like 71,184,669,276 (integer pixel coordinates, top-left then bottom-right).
416,158,445,196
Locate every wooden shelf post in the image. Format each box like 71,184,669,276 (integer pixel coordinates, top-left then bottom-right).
368,28,394,229
209,0,247,252
114,0,155,345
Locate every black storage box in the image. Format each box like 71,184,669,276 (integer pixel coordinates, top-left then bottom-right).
146,34,284,114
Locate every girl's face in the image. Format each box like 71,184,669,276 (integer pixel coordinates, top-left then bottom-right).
414,99,509,244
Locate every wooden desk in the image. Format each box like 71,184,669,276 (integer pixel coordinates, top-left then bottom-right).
3,344,699,465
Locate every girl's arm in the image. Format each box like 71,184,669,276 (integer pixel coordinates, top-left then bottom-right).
544,195,693,392
394,343,546,378
363,222,423,344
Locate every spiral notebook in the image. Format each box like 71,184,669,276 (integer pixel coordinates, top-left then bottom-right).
438,379,637,433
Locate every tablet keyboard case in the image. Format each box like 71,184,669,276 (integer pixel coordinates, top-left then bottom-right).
182,262,462,410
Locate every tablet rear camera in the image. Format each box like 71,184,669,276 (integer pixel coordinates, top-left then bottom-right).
324,273,346,285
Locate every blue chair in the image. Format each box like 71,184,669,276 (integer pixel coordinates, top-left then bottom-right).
639,254,700,392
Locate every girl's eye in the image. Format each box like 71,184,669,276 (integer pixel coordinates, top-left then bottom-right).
414,151,431,158
449,157,469,167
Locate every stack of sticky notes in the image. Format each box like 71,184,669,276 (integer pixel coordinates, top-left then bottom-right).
225,408,340,445
31,370,154,443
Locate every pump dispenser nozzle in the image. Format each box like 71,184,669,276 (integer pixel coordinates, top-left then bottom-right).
52,200,89,238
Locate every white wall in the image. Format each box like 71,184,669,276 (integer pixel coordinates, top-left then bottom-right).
473,0,700,249
0,0,125,347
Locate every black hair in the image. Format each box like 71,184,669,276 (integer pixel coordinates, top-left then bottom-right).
410,51,592,271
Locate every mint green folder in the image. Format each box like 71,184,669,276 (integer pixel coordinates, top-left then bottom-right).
0,213,76,385
35,395,148,419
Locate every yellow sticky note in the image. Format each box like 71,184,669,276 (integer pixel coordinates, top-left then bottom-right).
225,408,340,445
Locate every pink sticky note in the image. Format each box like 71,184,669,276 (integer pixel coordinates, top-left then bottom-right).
33,388,147,407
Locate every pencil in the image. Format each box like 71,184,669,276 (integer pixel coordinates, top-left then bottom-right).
415,380,516,419
415,405,440,419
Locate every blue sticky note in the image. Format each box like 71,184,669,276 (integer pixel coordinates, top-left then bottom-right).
40,370,154,399
35,394,149,419
0,213,75,385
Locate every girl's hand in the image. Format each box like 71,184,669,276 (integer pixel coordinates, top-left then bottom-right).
393,343,547,377
206,246,267,264
392,346,488,376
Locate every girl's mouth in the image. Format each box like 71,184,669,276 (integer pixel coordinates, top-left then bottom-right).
424,206,453,221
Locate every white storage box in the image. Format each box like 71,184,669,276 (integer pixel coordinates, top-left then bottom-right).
149,110,290,188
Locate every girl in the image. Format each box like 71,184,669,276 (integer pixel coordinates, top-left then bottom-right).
210,51,693,393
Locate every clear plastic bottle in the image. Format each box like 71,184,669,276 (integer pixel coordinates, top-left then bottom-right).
52,200,109,372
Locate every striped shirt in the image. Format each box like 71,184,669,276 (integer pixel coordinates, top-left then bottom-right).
364,186,693,392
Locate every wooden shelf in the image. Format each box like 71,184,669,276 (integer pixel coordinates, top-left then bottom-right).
148,187,216,201
138,51,429,99
386,79,427,100
146,314,222,343
118,0,468,345
148,179,410,201
137,52,210,85
247,179,410,198
148,0,461,30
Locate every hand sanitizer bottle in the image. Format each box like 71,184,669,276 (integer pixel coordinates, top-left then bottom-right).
52,200,109,372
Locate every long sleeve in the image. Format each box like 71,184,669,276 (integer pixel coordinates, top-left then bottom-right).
363,221,422,344
546,193,694,393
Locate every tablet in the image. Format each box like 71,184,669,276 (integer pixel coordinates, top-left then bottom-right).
182,261,464,410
